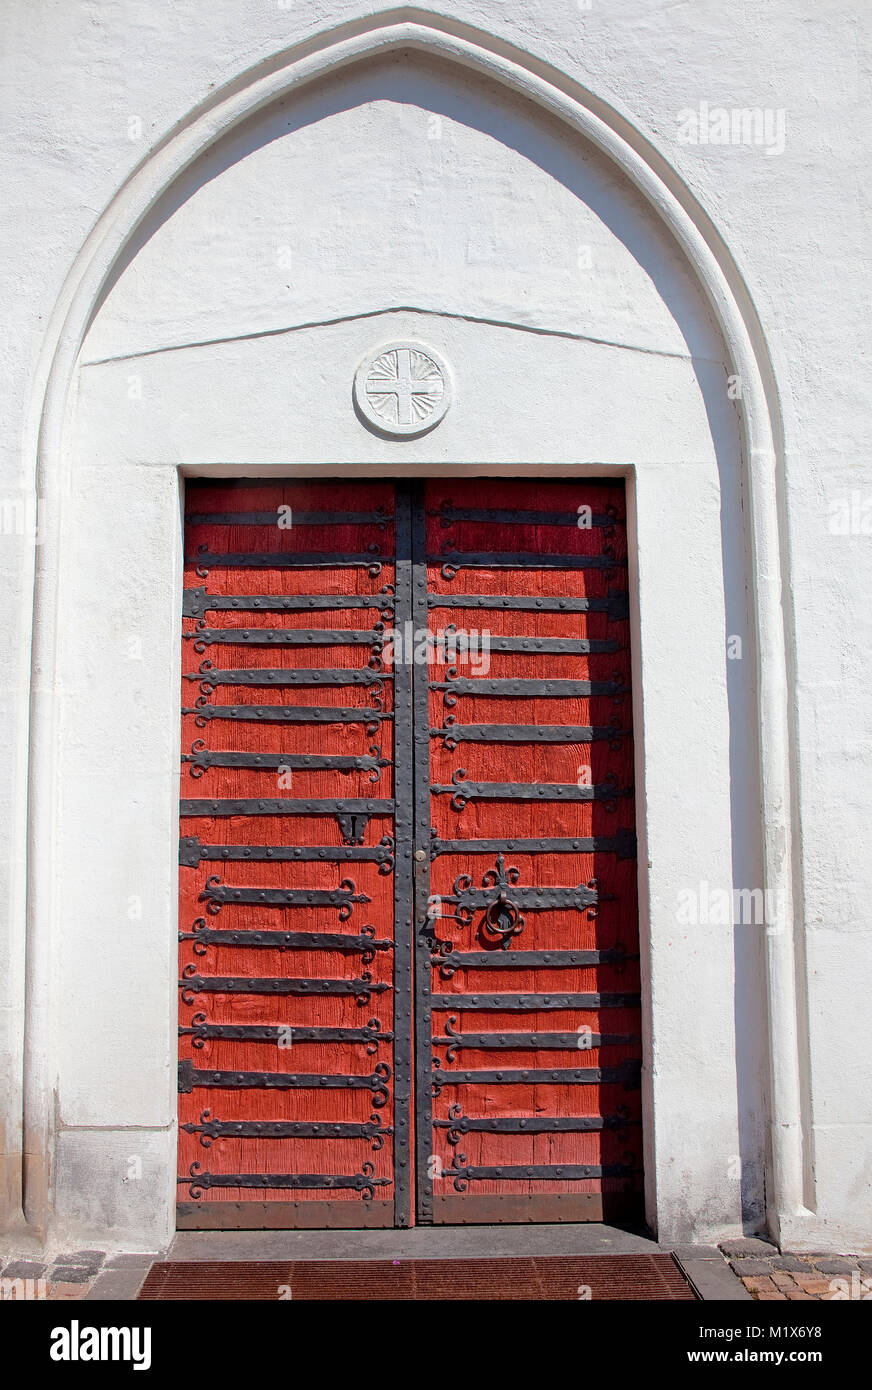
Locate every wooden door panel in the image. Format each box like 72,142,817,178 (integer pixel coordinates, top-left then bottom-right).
415,479,641,1225
177,478,640,1229
177,480,410,1229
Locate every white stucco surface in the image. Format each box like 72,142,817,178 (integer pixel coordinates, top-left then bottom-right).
1,1,868,1253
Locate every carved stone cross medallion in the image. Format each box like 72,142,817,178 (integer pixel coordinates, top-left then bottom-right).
354,340,452,437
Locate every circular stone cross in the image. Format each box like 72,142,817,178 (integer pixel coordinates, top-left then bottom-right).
354,340,451,437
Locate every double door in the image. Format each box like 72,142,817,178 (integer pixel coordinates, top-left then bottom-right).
177,478,641,1228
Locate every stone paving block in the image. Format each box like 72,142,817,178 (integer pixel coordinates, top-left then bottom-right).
1,1260,47,1279
811,1258,857,1275
772,1255,810,1272
85,1269,149,1301
743,1276,777,1291
786,1290,815,1300
47,1283,89,1299
756,1291,787,1300
719,1237,777,1258
49,1266,93,1283
730,1259,776,1277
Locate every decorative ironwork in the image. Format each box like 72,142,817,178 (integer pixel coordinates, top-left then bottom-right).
427,590,629,620
436,500,622,530
430,1060,641,1096
186,626,387,653
179,1162,390,1199
428,855,598,938
440,1155,636,1191
434,1019,640,1060
182,1109,393,1149
431,719,628,750
430,673,627,704
432,548,617,581
179,921,391,963
198,876,369,919
189,544,385,577
186,507,391,528
180,797,393,818
182,705,391,733
179,834,395,872
183,587,395,620
432,769,630,811
441,632,620,656
428,831,637,860
431,947,629,979
429,991,641,1011
178,1059,391,1105
185,661,388,693
182,743,391,782
178,1015,392,1052
179,966,390,1005
435,1103,638,1142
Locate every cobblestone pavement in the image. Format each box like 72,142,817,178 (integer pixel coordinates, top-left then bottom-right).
0,1250,155,1300
720,1238,872,1301
2,1239,870,1301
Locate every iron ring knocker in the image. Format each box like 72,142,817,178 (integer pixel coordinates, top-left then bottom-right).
481,889,525,948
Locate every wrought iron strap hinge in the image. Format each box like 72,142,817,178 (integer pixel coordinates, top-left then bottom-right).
428,831,637,860
181,744,391,780
179,1017,393,1051
439,1158,636,1191
431,550,618,581
182,1112,393,1149
179,923,392,962
434,501,622,530
430,1060,641,1095
178,1162,390,1200
466,635,621,655
431,720,628,749
433,1022,640,1058
185,627,387,651
185,662,389,690
179,967,390,1004
186,507,392,528
197,876,370,917
182,705,392,731
429,992,641,1011
431,947,628,978
431,770,631,810
426,590,629,620
182,587,395,619
177,1059,391,1103
430,676,628,703
179,835,395,871
180,797,393,817
188,546,387,576
434,1105,638,1139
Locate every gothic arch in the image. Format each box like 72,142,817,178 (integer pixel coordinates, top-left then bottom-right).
19,12,803,1243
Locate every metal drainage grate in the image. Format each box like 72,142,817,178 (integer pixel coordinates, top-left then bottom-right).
138,1255,695,1301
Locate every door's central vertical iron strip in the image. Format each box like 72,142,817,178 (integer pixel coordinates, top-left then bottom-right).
410,483,434,1225
392,488,414,1228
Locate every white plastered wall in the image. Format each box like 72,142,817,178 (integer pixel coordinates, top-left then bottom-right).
43,52,766,1250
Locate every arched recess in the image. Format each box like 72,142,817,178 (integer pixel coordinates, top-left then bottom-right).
18,13,806,1249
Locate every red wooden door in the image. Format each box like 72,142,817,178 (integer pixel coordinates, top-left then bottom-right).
176,478,640,1229
415,480,641,1224
177,480,411,1228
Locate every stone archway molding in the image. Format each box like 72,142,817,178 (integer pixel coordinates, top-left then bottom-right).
19,8,806,1244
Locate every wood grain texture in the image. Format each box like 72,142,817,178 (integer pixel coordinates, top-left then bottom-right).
177,479,641,1228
